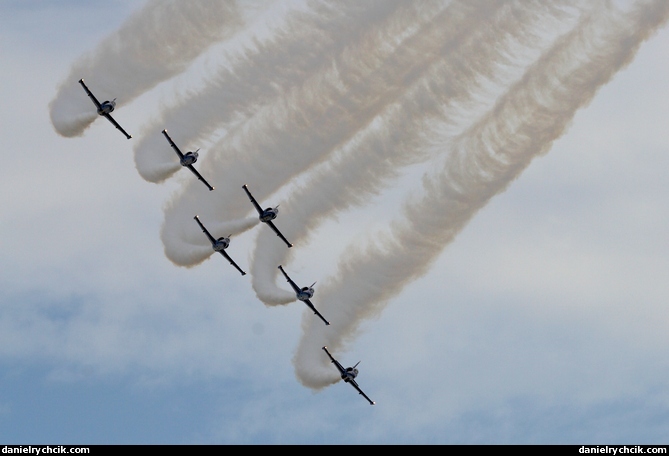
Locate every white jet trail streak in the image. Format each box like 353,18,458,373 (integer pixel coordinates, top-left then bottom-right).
291,0,669,388
133,0,407,183
161,1,561,268
159,0,472,265
49,0,243,138
250,0,585,306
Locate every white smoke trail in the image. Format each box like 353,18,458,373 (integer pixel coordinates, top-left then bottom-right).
133,0,407,183
159,0,522,267
292,0,669,389
249,0,586,306
157,0,455,265
156,0,433,265
49,0,243,138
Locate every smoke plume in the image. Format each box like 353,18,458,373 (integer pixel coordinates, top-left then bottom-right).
51,0,668,391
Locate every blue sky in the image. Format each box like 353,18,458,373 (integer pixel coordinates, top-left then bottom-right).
1,0,669,444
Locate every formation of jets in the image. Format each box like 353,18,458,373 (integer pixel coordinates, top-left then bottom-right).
76,78,375,406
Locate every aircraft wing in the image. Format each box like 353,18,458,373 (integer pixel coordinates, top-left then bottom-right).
349,379,375,405
278,265,302,294
104,114,132,140
266,221,293,248
304,299,330,326
161,129,184,159
187,165,214,191
242,184,264,215
322,346,346,375
78,79,101,109
194,216,217,245
218,250,246,276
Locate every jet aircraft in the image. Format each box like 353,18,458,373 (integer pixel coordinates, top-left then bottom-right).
194,215,246,276
322,346,375,405
78,79,132,139
278,265,329,326
162,129,214,191
242,184,292,248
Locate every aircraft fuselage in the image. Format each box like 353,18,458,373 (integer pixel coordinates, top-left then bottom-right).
343,367,358,382
297,287,314,301
260,208,278,223
97,100,115,115
212,237,230,251
180,151,198,166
